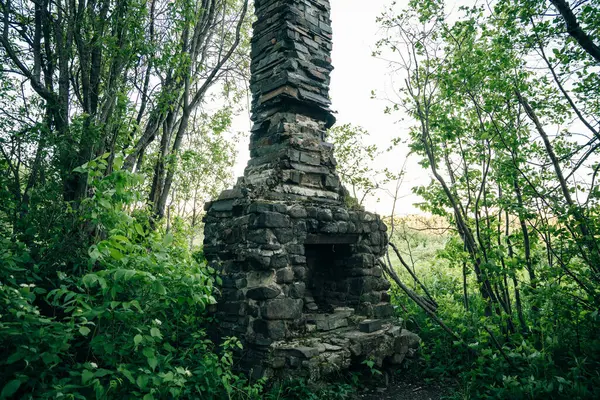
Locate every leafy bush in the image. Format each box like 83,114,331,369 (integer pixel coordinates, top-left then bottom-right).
0,158,263,399
265,378,354,400
389,232,600,400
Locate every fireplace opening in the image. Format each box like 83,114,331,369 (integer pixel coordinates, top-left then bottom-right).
305,242,353,312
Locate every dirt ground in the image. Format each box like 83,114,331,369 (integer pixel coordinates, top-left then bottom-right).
352,373,452,400
356,384,448,400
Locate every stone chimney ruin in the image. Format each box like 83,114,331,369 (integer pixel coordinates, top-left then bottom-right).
203,0,419,380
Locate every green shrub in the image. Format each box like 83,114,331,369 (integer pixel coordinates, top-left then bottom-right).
0,158,263,399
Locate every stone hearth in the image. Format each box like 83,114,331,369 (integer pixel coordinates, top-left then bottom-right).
203,0,419,380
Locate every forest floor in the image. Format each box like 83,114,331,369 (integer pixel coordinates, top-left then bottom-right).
356,385,448,400
352,373,453,400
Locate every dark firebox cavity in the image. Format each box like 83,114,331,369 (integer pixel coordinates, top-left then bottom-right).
305,242,353,312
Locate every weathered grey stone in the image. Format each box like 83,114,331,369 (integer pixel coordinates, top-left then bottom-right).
317,208,333,221
276,268,294,284
390,352,406,365
306,313,349,331
211,199,235,212
288,205,308,218
400,329,421,349
270,254,289,269
273,228,294,243
280,346,319,359
246,271,275,287
381,292,391,302
306,207,318,218
290,282,306,298
220,301,246,316
289,356,301,367
271,357,286,369
247,286,281,300
333,307,354,318
245,252,272,270
332,208,349,221
254,212,290,228
348,253,375,268
292,266,307,280
299,151,321,165
292,220,308,238
248,203,287,214
261,298,303,320
359,319,384,333
221,276,247,289
320,222,338,233
316,343,327,353
261,243,283,251
254,319,287,340
286,244,305,255
290,255,307,265
323,343,343,351
361,292,382,304
373,303,395,319
247,229,276,244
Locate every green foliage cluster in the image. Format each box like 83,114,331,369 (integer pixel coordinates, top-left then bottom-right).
0,0,257,397
0,157,264,399
377,0,600,397
390,217,600,399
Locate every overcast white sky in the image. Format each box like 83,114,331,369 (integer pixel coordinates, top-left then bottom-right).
230,0,425,216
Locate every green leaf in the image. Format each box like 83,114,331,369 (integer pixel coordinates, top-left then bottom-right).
99,198,112,209
97,277,107,289
122,369,135,384
82,274,98,287
79,326,91,336
109,248,124,260
89,246,102,261
150,328,162,338
134,334,143,346
6,352,23,365
134,223,145,236
142,348,154,358
163,233,173,246
94,369,112,378
112,235,130,244
82,370,95,384
162,371,174,382
152,281,166,295
147,357,158,371
1,380,21,398
136,374,149,389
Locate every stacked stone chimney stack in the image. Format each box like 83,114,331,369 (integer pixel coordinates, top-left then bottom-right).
244,0,342,202
203,0,419,380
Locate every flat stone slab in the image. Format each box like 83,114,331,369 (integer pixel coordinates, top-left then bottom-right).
359,319,384,333
268,323,419,381
305,312,349,331
333,307,354,318
275,345,320,359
